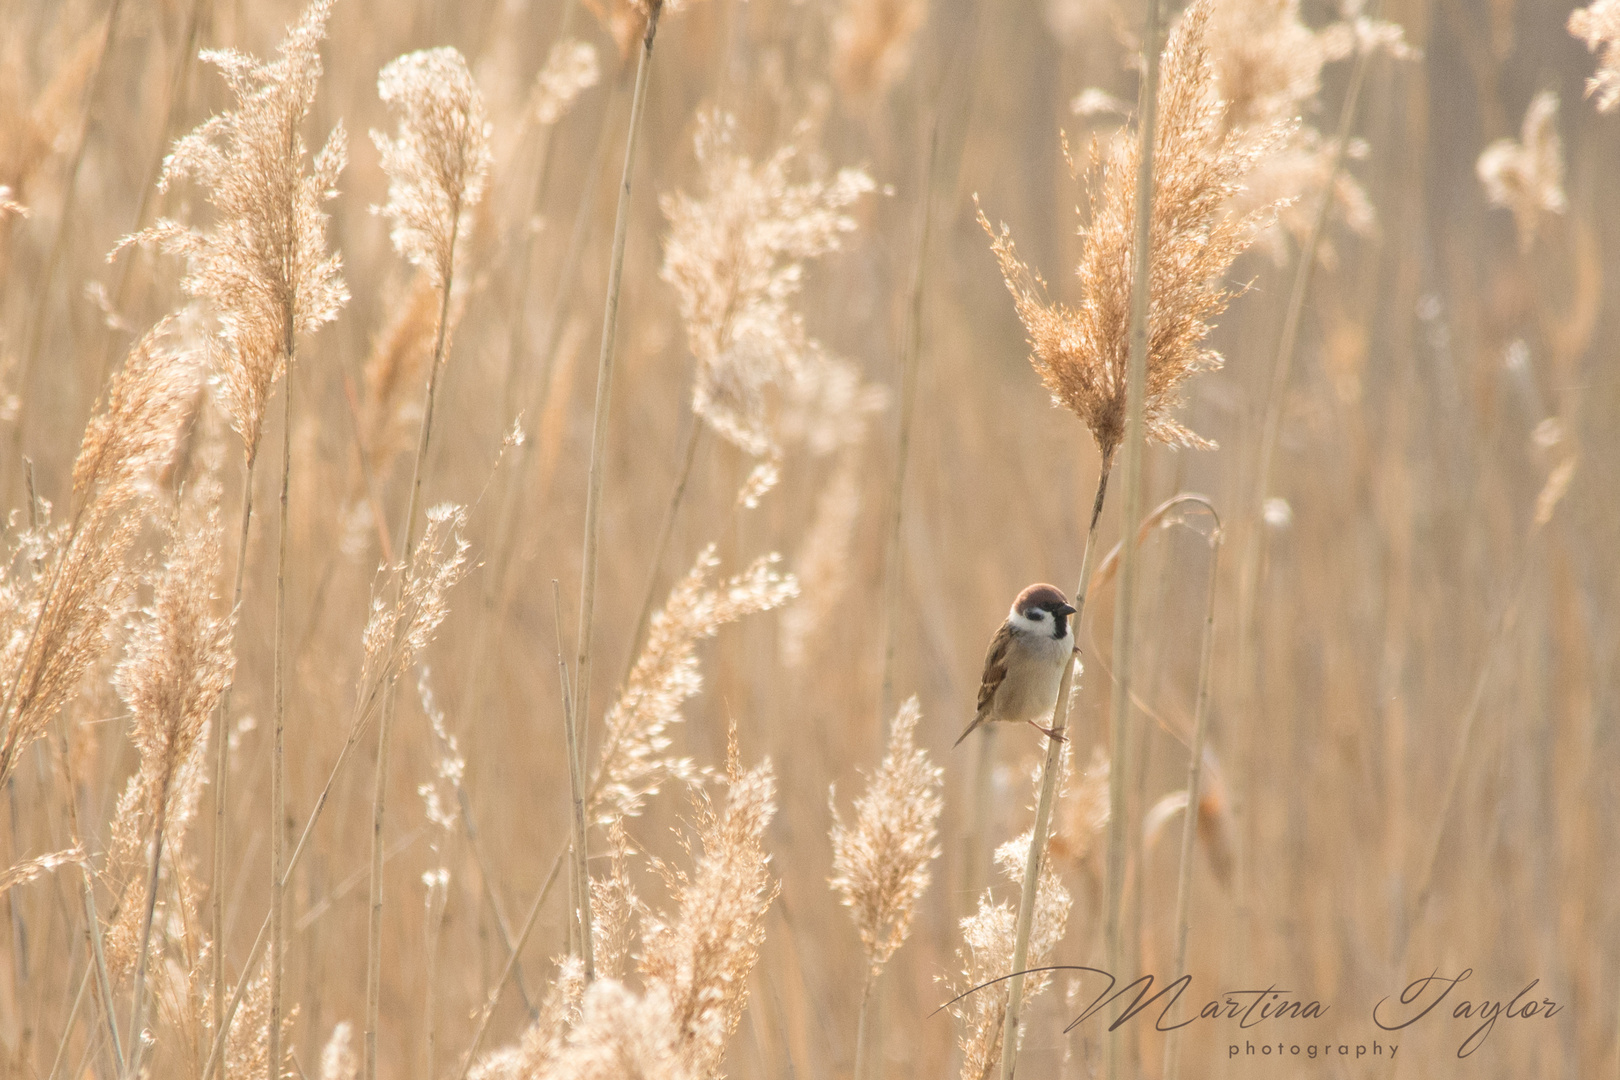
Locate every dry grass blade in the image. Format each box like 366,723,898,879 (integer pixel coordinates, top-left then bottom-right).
0,845,85,898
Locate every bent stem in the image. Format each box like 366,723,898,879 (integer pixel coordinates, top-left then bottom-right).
999,463,1112,1080
1163,500,1222,1080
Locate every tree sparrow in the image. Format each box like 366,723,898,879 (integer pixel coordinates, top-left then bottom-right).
955,583,1078,747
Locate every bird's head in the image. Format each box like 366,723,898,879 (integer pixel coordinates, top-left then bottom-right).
1009,583,1077,640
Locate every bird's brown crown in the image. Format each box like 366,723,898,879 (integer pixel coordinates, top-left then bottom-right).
1014,583,1070,614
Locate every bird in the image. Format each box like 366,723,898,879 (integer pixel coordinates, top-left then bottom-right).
955,583,1078,747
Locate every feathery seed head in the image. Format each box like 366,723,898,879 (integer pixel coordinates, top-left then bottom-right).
978,0,1290,460
828,695,944,979
1478,91,1567,251
124,0,348,457
1571,0,1620,111
661,111,875,457
533,40,601,126
374,47,492,287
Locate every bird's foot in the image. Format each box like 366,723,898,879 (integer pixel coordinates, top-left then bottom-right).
1028,721,1067,743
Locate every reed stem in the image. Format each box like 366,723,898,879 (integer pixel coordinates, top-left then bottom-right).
367,197,465,1080
573,0,664,746
998,462,1111,1080
213,450,257,1050
1163,500,1222,1080
268,340,295,1080
879,124,937,724
121,770,171,1080
555,581,594,980
1101,0,1164,1073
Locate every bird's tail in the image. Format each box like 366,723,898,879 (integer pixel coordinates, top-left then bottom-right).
954,715,984,748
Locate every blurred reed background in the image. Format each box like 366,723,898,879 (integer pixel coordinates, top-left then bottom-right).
0,0,1616,1076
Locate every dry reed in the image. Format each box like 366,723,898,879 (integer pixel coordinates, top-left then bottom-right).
1477,91,1567,252
1570,0,1620,111
829,695,943,1079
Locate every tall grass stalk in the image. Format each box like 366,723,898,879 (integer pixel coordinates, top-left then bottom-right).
879,125,937,722
269,342,295,1080
213,455,257,1048
1230,4,1378,913
1099,6,1164,1078
998,463,1109,1080
1162,497,1221,1080
573,0,665,742
554,580,594,980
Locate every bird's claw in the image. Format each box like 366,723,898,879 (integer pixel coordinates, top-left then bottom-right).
1029,721,1067,743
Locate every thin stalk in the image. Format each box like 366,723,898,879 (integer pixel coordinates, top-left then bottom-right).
572,0,664,742
879,124,938,723
998,463,1111,1080
852,972,876,1080
619,421,704,691
268,342,295,1080
46,964,91,1080
79,856,124,1076
122,772,172,1080
1230,11,1378,917
454,850,566,1080
367,196,464,1080
1162,503,1222,1080
554,581,593,980
213,449,258,1048
1101,0,1165,1074
204,623,422,1080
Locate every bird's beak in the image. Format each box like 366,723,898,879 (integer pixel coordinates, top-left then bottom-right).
1057,603,1077,617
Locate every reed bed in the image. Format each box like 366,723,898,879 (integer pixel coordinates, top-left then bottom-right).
0,0,1616,1078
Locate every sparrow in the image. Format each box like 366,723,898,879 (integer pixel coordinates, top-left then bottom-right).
955,583,1078,747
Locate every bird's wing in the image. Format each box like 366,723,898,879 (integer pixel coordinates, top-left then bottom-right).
957,621,1014,746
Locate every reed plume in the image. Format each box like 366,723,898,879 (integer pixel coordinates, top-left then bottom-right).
639,730,779,1078
0,320,200,790
661,110,876,457
124,0,347,459
367,46,490,1074
120,4,347,1061
829,695,943,1079
1570,0,1620,111
104,476,234,1075
532,40,602,126
590,543,797,823
977,5,1287,463
1477,91,1567,252
947,830,1073,1080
